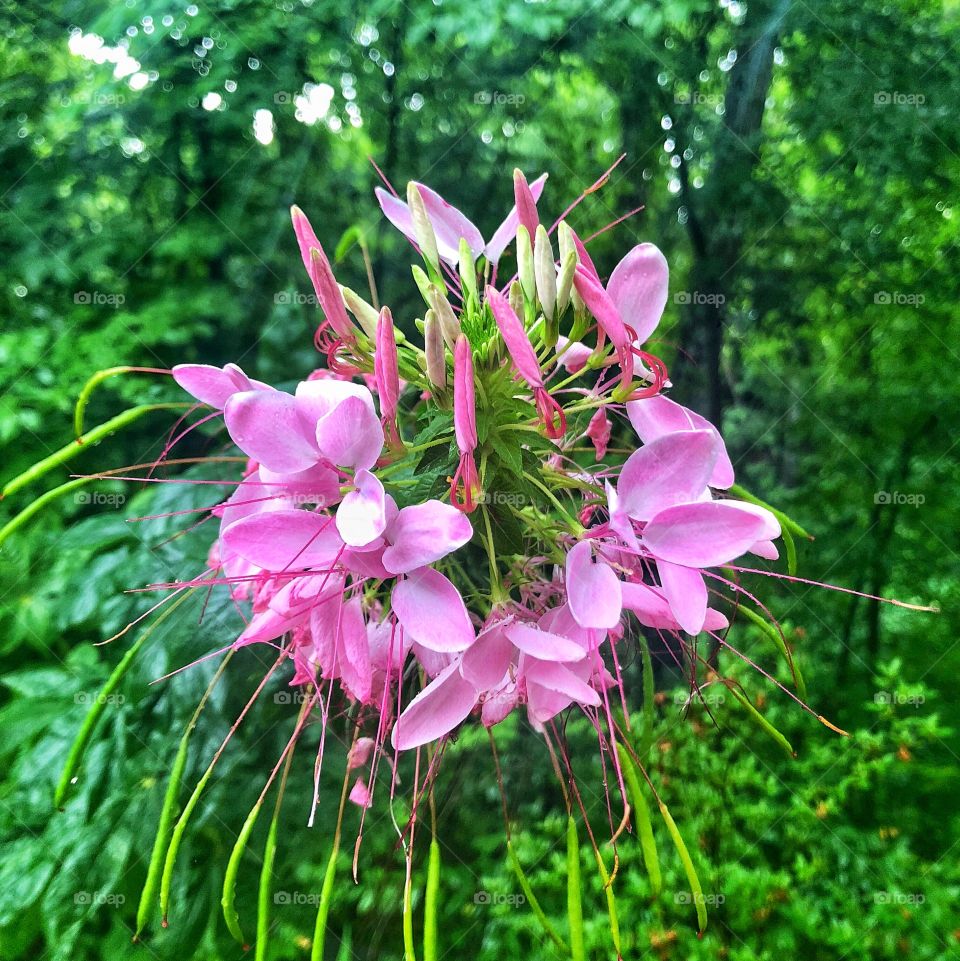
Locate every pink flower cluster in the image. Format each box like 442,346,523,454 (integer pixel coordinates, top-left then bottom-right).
170,170,781,798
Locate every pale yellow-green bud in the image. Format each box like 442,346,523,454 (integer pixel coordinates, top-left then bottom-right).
509,279,525,319
339,285,380,339
534,225,557,321
458,237,478,304
407,182,440,273
428,284,460,350
556,249,578,314
424,310,446,389
516,225,536,302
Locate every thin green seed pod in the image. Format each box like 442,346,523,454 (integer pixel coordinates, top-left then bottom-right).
639,634,656,759
222,801,264,945
725,684,796,758
782,524,798,576
311,843,340,961
136,648,232,938
3,403,191,499
730,603,806,698
594,852,621,955
658,802,707,934
423,839,441,961
0,477,94,548
254,813,280,961
506,841,569,955
160,658,282,923
403,867,417,961
566,816,586,961
728,483,812,540
55,591,194,808
615,742,661,896
74,366,147,437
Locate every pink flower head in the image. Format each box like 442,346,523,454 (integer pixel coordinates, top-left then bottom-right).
486,285,566,439
451,334,481,512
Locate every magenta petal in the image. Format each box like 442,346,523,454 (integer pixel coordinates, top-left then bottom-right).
348,778,372,808
626,395,735,489
382,500,473,574
221,510,343,570
392,568,475,652
657,561,708,635
643,501,769,568
391,660,478,750
565,540,623,629
617,430,718,521
259,463,342,508
485,173,548,264
607,243,669,346
461,623,513,689
315,395,384,471
505,622,586,662
337,470,387,547
224,389,320,474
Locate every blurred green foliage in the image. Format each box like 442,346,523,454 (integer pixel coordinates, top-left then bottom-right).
1,0,958,958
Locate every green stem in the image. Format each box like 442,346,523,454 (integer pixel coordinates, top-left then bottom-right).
2,402,191,498
55,590,194,808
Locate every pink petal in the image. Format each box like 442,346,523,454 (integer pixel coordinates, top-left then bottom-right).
221,510,343,570
336,469,388,547
315,395,384,471
172,363,264,408
485,173,548,264
750,539,780,560
585,408,611,461
259,463,342,508
348,778,372,808
724,501,781,540
391,660,478,750
374,185,484,264
657,561,708,635
347,737,375,769
607,243,669,346
224,389,320,474
620,581,680,630
460,622,514,689
382,500,473,574
617,430,718,521
642,502,769,568
338,596,373,703
505,622,586,662
392,568,474,652
525,660,601,716
565,540,623,629
295,379,376,427
555,337,592,373
626,395,735,489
